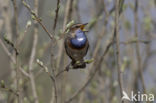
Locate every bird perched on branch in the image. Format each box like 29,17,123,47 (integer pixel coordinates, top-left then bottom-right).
64,23,89,71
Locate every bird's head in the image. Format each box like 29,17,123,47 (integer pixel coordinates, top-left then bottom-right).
69,23,88,33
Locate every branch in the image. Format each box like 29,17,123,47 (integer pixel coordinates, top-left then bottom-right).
17,20,32,46
0,37,16,63
11,0,22,102
120,40,150,45
3,35,19,55
36,59,57,103
26,0,39,102
55,58,94,77
133,0,146,94
0,37,30,80
0,80,19,97
53,0,60,31
21,0,55,41
114,0,124,101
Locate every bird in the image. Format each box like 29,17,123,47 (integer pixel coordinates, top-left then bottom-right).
64,23,89,71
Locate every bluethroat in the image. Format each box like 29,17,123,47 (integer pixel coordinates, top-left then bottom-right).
64,23,89,70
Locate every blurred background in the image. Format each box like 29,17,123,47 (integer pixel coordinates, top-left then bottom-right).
0,0,156,103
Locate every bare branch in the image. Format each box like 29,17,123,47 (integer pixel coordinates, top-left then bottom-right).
3,36,19,55
133,0,146,94
114,0,124,101
26,0,40,103
11,0,22,102
21,0,55,41
36,59,58,103
0,80,19,97
0,38,16,63
53,0,60,31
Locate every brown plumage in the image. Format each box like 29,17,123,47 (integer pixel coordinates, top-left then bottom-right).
64,23,89,70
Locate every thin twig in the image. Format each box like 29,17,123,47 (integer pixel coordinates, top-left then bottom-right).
114,0,124,101
25,0,40,103
74,0,81,22
17,20,32,46
36,59,55,80
0,38,16,63
0,37,29,78
53,0,60,31
120,40,150,45
27,0,39,102
36,59,57,103
134,0,146,94
56,68,67,77
21,0,55,41
11,0,22,102
2,1,12,40
55,59,93,77
0,81,19,97
3,36,19,55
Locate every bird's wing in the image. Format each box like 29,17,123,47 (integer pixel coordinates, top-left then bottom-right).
85,39,89,56
64,36,74,60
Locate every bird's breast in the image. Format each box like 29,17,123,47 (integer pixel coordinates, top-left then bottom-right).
70,37,87,48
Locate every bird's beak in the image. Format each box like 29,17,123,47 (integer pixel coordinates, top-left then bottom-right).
80,23,88,32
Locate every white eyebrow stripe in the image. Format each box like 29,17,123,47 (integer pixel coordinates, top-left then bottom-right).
77,38,84,41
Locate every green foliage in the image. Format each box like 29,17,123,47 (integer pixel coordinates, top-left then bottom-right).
121,56,130,72
0,80,5,88
31,14,36,20
143,16,152,32
88,18,97,29
106,69,111,77
66,20,75,29
124,20,131,30
84,58,94,64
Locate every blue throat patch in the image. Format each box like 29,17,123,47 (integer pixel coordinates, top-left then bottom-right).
70,29,87,48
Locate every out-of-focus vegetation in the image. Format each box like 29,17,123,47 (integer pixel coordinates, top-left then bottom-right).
0,0,156,103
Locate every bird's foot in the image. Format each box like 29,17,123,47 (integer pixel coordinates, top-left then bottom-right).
66,59,94,71
73,61,86,69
